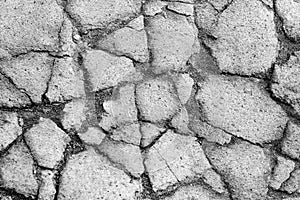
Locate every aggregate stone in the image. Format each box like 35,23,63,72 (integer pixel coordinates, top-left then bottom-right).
62,100,87,131
204,140,271,200
78,127,106,146
281,121,300,160
38,170,56,200
140,123,166,148
145,130,211,191
100,84,138,131
143,0,167,16
147,11,199,74
163,185,230,200
202,168,227,194
59,16,77,56
271,53,300,116
270,155,295,190
0,74,31,107
57,148,142,200
97,138,144,177
136,78,181,123
84,50,142,91
0,0,64,56
97,16,149,63
0,112,23,151
111,123,141,146
24,118,71,169
203,0,278,76
66,0,142,30
276,0,300,42
46,57,85,102
0,142,38,197
196,75,288,144
195,2,218,35
0,53,53,103
281,168,300,194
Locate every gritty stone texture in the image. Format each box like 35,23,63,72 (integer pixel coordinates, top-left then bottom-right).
66,0,142,30
204,0,278,76
140,123,166,148
97,16,149,63
84,50,142,91
136,78,181,123
171,107,193,135
171,73,194,105
281,168,300,194
282,121,300,160
0,74,31,107
196,75,288,144
163,185,230,200
98,138,144,177
46,57,85,102
0,112,22,151
0,142,38,197
203,168,227,194
0,0,64,56
57,148,141,200
100,84,137,131
24,118,71,169
145,130,211,191
270,156,295,190
111,123,141,146
204,140,271,200
195,2,218,35
79,127,106,146
62,100,87,131
143,0,167,16
167,2,194,16
271,54,300,116
276,0,300,42
0,53,53,103
147,11,198,74
207,0,232,11
38,170,56,200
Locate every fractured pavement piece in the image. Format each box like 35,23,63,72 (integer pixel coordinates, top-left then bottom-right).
62,100,87,131
38,170,56,200
282,121,300,160
140,123,166,148
111,123,141,146
196,75,288,144
79,127,106,146
57,148,141,200
281,168,300,194
24,118,70,169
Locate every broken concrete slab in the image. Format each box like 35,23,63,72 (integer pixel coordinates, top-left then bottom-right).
203,168,227,194
204,140,271,200
204,0,278,77
0,112,23,151
0,53,53,103
111,123,141,146
57,148,141,200
38,170,56,200
196,75,288,144
281,168,300,194
145,130,211,191
84,50,142,91
167,2,194,16
66,0,142,30
0,142,38,197
62,100,87,131
147,11,198,74
78,127,106,146
143,0,167,16
24,118,70,169
140,123,166,148
171,73,194,105
281,121,300,160
0,0,64,56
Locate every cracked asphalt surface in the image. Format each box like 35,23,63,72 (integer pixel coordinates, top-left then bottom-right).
0,0,300,199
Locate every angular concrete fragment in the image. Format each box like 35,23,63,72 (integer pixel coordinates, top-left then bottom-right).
0,112,22,151
140,123,166,148
276,0,300,42
66,0,142,30
38,170,56,200
196,75,288,144
0,53,53,103
0,142,38,197
203,168,227,194
0,74,31,107
100,84,138,131
0,0,64,56
167,2,194,16
281,168,300,194
271,54,300,115
46,58,85,102
111,123,141,146
171,73,194,105
59,16,77,56
195,2,218,35
204,140,271,200
57,149,141,200
163,185,230,200
145,130,211,191
147,11,198,73
24,118,70,169
171,107,193,135
136,78,181,123
98,138,144,177
62,100,87,131
143,0,167,16
97,16,149,63
207,0,232,11
282,121,300,160
84,50,142,91
79,127,106,146
270,156,295,190
205,0,278,76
